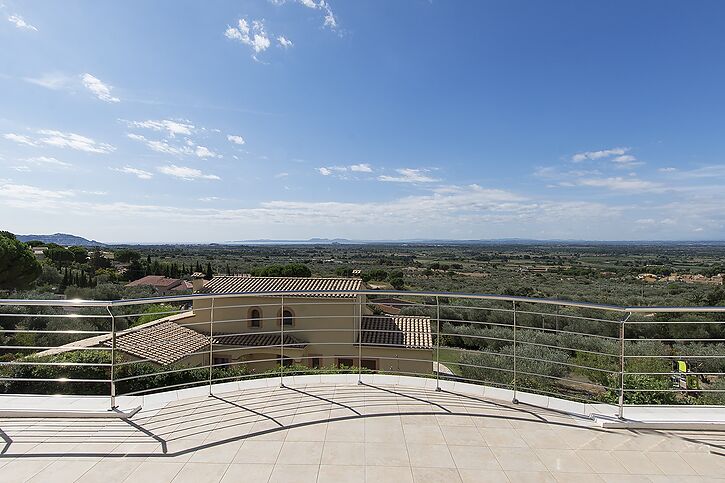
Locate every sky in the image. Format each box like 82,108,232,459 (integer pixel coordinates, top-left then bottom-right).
1,0,725,243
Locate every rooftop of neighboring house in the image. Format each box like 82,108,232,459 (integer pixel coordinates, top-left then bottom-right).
359,315,433,350
200,275,364,298
125,275,186,290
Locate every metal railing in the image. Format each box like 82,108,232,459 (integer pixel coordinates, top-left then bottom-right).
0,290,724,418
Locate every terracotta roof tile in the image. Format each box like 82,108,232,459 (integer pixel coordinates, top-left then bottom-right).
201,276,362,298
359,315,433,350
213,333,305,348
103,320,208,365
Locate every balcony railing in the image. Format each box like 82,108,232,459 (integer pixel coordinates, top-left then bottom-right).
1,290,724,418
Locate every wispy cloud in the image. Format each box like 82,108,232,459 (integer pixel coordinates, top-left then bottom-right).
575,176,661,191
611,154,643,168
3,133,36,146
127,133,184,155
123,119,194,137
227,134,246,145
298,0,338,29
4,130,115,153
24,73,73,90
277,35,293,48
8,14,37,31
81,73,120,103
126,132,218,158
111,166,154,180
378,168,438,183
25,156,72,168
317,164,373,177
157,164,220,181
350,163,372,173
572,147,629,162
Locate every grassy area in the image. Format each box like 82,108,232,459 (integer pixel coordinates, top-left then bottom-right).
437,347,464,376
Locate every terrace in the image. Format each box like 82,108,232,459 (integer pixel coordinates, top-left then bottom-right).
1,290,724,482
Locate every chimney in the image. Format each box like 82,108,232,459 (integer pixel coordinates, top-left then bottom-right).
191,272,206,293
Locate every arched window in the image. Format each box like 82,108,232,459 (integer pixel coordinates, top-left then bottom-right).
248,307,262,328
279,308,294,326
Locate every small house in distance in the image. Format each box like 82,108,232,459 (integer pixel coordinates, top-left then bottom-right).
125,275,192,295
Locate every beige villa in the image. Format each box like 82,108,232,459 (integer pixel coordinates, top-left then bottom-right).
39,276,434,376
187,276,433,374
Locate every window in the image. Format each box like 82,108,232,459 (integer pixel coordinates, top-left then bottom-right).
278,308,294,326
213,356,230,366
277,355,294,367
309,356,321,369
337,358,354,368
248,307,262,328
361,359,377,371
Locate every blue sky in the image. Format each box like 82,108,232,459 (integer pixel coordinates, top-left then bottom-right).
1,0,725,242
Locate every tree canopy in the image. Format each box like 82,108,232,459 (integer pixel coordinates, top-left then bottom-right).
0,232,42,290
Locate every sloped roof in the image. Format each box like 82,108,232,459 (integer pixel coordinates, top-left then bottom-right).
201,276,362,298
359,315,433,350
213,333,306,348
125,275,183,289
103,319,209,365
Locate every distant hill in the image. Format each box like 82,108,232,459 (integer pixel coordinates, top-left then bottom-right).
16,233,106,247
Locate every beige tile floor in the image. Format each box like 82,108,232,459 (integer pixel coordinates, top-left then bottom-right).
1,383,724,482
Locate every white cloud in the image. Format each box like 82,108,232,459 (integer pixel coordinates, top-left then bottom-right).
25,156,72,168
277,35,293,48
24,73,73,90
225,18,271,59
317,164,373,178
350,163,372,173
36,130,115,153
199,196,220,202
3,133,36,146
124,119,194,137
378,168,439,183
572,147,629,163
576,177,660,191
127,133,186,155
4,130,115,153
112,166,153,180
275,172,289,178
81,73,120,103
0,183,74,201
157,164,220,181
194,145,220,158
298,0,337,29
8,14,37,31
611,154,643,168
659,167,677,173
227,134,246,145
126,132,219,158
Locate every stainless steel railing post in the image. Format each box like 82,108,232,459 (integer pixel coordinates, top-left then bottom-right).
618,312,631,419
435,296,441,391
107,305,117,410
357,294,362,385
280,295,285,388
512,300,518,404
209,297,215,396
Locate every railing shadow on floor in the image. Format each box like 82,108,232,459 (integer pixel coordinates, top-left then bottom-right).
2,384,706,460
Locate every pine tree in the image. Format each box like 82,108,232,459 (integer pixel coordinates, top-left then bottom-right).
226,264,231,275
205,262,213,280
